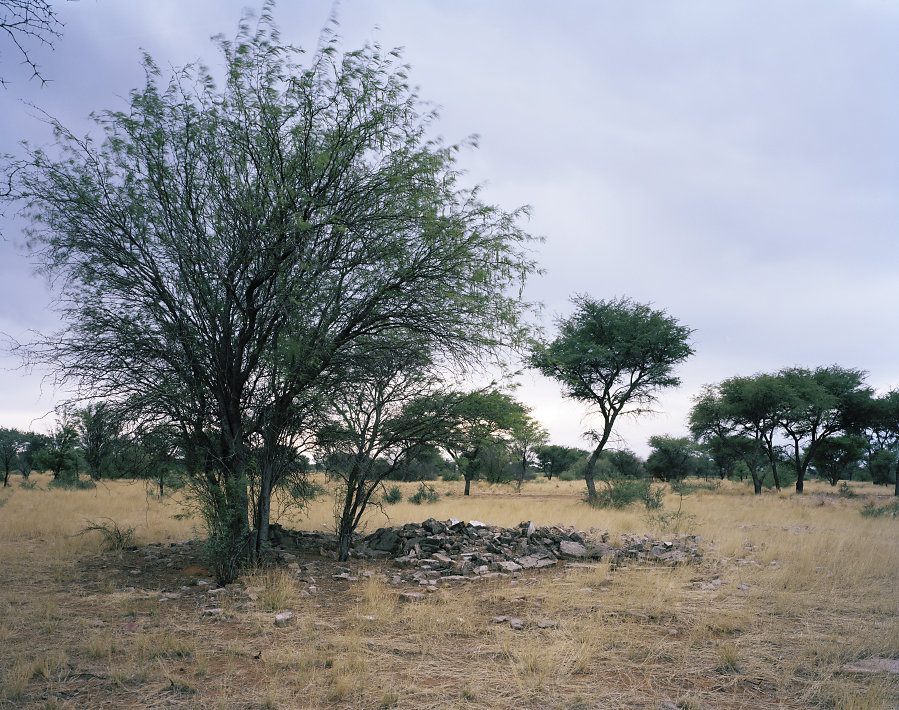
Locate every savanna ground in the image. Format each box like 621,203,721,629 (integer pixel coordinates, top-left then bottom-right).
0,474,897,710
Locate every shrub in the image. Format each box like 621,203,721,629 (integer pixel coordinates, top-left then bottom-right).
80,518,136,550
409,483,440,505
382,485,402,504
587,478,662,510
837,482,857,498
49,473,95,490
861,499,899,518
440,470,461,482
670,479,720,496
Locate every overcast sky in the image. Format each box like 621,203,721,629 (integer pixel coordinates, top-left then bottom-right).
1,1,897,455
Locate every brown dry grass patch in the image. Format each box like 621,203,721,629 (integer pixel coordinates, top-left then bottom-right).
0,474,896,708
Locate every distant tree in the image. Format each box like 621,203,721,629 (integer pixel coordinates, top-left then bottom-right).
0,0,62,86
604,448,646,479
809,435,866,486
440,389,525,496
776,366,871,493
18,431,48,480
530,295,693,500
388,445,453,482
35,415,79,481
509,407,548,491
534,444,587,480
0,427,24,485
703,375,786,494
76,402,120,480
856,390,899,493
645,435,698,482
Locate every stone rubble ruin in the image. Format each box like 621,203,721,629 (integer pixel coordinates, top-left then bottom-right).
263,519,701,585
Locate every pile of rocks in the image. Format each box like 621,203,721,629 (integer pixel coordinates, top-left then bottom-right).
268,519,701,583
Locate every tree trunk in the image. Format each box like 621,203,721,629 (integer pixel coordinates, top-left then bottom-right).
770,459,781,491
254,459,274,559
464,474,472,496
795,470,805,493
752,474,762,494
584,472,597,499
583,445,603,500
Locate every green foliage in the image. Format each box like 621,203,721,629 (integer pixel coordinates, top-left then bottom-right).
409,483,440,505
76,402,120,481
382,485,403,504
0,427,25,486
837,482,857,498
558,467,579,482
49,473,95,490
534,444,588,479
669,478,721,495
861,499,899,518
586,477,662,510
645,436,698,482
530,295,693,498
810,435,866,485
867,448,896,486
5,8,537,571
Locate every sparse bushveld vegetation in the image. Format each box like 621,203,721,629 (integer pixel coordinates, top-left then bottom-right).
0,473,896,709
0,5,897,710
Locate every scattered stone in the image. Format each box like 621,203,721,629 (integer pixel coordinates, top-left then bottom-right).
258,519,701,587
509,618,524,630
559,541,588,558
274,612,294,627
842,658,899,674
492,616,509,624
90,620,106,628
202,608,224,617
122,621,138,631
399,592,426,603
536,619,558,629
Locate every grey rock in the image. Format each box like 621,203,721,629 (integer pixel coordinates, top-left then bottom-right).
559,540,588,558
274,611,294,627
842,658,899,674
399,592,426,603
509,618,524,630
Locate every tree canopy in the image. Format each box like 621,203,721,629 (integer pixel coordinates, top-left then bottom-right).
530,295,693,499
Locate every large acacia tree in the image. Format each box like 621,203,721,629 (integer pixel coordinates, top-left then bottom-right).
2,10,536,580
530,295,693,499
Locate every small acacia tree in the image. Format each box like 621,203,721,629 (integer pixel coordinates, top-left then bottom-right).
76,402,120,480
530,295,693,500
776,366,871,493
439,389,526,496
508,406,548,492
316,338,461,561
0,427,24,486
645,435,697,482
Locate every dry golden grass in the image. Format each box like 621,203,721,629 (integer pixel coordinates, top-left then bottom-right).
0,473,896,709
